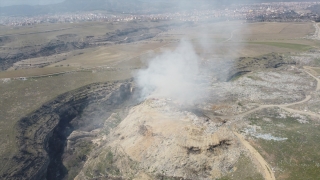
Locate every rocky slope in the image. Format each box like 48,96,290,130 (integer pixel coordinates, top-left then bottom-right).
1,79,134,180
76,98,243,180
0,39,89,71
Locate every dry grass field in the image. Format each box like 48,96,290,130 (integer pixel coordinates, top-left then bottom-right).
43,21,317,71
0,22,120,48
242,22,314,40
0,20,171,48
1,21,316,78
48,41,169,68
0,67,77,78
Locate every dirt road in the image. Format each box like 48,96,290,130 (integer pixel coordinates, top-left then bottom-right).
219,66,318,119
313,22,320,40
304,66,320,91
234,132,276,180
222,30,236,42
216,95,312,119
227,66,320,180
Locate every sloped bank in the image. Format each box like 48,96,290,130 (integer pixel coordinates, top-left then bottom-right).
2,79,134,180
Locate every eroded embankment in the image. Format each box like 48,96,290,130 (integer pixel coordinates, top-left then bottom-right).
1,79,134,180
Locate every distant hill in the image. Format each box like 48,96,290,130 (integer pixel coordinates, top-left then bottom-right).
1,0,320,16
0,0,168,16
0,5,38,16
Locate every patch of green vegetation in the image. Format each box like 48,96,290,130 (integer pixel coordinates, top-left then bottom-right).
229,71,250,82
246,75,263,81
228,52,294,83
229,75,241,82
313,58,320,66
218,154,264,180
98,151,120,175
64,141,93,180
247,108,320,180
155,174,189,180
102,113,123,135
249,42,312,51
84,148,120,178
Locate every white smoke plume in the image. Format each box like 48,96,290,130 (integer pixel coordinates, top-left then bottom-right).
136,39,208,104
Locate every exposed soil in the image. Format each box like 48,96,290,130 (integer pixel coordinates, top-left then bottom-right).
77,98,242,180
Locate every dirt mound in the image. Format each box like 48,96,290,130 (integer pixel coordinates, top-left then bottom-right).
77,98,243,179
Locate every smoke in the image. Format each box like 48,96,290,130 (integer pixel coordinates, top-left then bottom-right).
135,23,247,103
134,0,249,104
136,39,209,104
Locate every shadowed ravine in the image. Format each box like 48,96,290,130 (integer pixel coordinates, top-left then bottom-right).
2,79,134,180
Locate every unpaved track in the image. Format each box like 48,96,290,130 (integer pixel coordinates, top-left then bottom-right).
221,66,318,119
280,107,320,119
219,95,312,119
304,66,320,91
226,67,320,180
314,22,320,40
222,30,236,42
234,132,276,180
